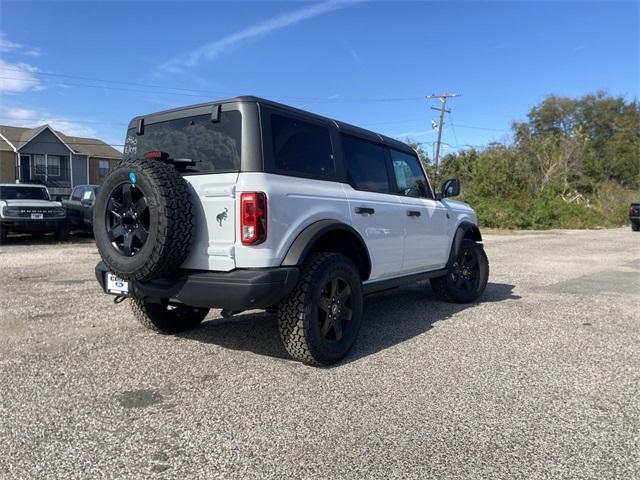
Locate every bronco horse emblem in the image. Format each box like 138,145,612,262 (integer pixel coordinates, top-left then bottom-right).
216,208,229,227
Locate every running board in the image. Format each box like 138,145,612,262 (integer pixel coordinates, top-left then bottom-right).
363,268,449,296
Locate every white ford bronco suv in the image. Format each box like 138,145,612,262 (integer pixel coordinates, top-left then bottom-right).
93,97,489,366
0,183,68,244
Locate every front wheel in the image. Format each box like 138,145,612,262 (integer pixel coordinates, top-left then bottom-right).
431,239,489,303
278,253,363,366
130,296,209,334
0,225,7,244
632,221,639,232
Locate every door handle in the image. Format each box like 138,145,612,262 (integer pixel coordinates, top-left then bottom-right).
407,210,421,217
355,207,375,215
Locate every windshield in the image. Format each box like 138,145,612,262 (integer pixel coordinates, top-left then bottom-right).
0,186,50,201
123,110,241,175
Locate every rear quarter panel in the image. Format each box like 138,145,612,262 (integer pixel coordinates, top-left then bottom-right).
234,173,351,268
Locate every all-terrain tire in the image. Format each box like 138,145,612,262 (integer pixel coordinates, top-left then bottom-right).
632,221,639,232
431,239,489,303
130,296,209,334
0,225,7,244
93,159,194,281
277,252,363,366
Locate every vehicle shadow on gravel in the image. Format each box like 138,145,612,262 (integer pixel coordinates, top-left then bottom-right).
179,282,519,365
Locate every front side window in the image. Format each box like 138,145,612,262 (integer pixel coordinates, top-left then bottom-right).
342,135,390,193
123,111,242,175
271,114,334,177
390,149,432,198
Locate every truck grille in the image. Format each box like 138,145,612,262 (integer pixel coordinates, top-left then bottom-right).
4,207,64,218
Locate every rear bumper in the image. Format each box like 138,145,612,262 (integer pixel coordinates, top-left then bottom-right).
95,261,299,311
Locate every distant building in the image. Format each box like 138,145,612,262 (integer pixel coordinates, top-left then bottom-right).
0,124,122,197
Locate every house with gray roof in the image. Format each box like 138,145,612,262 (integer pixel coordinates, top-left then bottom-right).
0,124,122,197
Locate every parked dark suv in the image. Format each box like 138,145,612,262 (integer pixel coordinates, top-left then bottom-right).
63,185,99,230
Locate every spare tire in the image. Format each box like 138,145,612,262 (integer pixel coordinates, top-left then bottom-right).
93,158,193,281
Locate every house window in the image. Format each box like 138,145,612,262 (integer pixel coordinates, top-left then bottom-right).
98,159,110,178
47,155,61,176
33,155,46,176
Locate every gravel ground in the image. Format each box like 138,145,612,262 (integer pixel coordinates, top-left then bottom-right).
0,228,638,480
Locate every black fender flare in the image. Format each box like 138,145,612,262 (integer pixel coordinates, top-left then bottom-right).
446,221,483,268
281,220,372,279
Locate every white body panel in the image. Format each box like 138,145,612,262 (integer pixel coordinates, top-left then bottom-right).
343,184,405,281
234,173,351,268
181,173,239,271
180,172,478,281
400,196,450,272
1,199,63,209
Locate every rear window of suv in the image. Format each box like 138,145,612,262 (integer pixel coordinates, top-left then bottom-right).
270,114,335,177
123,110,241,175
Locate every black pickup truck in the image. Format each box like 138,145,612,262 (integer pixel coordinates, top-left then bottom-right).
630,203,640,232
63,185,98,230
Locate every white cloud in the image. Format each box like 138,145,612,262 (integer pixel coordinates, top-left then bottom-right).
159,0,358,73
0,59,42,92
0,34,41,57
0,106,97,138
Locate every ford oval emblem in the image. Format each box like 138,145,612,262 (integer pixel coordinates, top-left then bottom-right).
129,172,137,184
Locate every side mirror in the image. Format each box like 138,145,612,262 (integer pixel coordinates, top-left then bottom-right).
440,178,460,198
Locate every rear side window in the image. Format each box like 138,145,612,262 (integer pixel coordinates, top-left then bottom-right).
390,149,432,198
271,114,334,177
342,135,390,193
123,111,241,175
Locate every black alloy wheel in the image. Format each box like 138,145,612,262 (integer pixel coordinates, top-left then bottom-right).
106,183,150,256
450,246,481,292
430,239,489,304
317,277,353,342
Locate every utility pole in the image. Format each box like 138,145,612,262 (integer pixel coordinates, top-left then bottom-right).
426,93,460,182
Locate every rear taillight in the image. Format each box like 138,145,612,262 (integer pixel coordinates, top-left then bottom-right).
240,192,267,245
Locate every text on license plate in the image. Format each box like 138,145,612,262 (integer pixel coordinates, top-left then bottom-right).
106,273,129,295
31,213,43,220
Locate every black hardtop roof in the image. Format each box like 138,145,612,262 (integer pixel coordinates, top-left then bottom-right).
128,96,416,155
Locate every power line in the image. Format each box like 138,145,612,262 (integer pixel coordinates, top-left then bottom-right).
0,69,425,104
448,111,460,148
450,122,509,132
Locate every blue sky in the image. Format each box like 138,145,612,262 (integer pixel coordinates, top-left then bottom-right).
0,1,637,155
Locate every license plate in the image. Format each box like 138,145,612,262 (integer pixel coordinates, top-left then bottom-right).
106,273,129,295
31,213,43,220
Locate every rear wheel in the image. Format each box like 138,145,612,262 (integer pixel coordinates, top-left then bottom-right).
632,221,639,232
130,296,209,334
431,239,489,303
278,252,363,366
